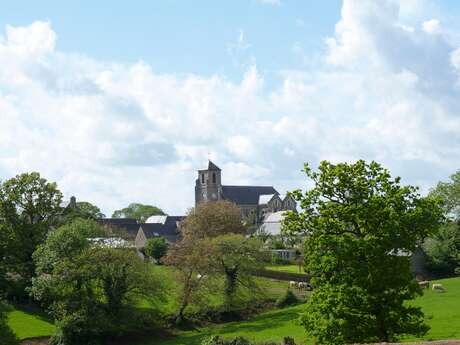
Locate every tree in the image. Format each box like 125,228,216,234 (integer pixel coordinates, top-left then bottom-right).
144,237,168,263
423,222,460,275
33,248,164,345
164,201,247,322
62,201,105,223
180,201,246,239
112,203,165,223
284,160,443,344
423,170,460,276
430,169,460,220
164,236,214,323
208,234,265,310
0,172,62,294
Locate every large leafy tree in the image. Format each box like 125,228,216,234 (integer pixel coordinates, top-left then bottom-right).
112,203,165,223
0,172,62,293
284,160,442,344
209,234,265,310
164,201,249,322
430,170,460,220
423,170,460,275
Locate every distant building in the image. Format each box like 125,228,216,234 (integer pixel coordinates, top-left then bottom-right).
135,215,185,248
195,161,296,224
99,218,140,237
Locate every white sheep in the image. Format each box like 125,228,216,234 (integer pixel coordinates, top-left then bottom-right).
432,283,445,292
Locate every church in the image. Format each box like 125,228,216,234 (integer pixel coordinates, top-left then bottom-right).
195,161,296,225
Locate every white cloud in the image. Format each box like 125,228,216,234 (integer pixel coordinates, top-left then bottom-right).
422,19,441,34
1,1,460,215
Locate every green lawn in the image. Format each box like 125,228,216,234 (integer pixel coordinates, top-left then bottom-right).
265,265,305,274
7,305,55,340
10,273,460,344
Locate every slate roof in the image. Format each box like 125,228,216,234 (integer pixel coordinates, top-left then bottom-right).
99,218,140,236
140,216,185,243
208,160,221,171
222,185,278,205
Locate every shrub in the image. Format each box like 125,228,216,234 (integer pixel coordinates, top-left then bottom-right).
275,289,299,308
201,336,297,345
0,300,19,345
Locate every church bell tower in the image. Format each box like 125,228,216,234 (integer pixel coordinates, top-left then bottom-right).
195,160,222,206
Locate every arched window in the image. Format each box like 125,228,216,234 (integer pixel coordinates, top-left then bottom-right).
201,174,205,184
212,173,216,183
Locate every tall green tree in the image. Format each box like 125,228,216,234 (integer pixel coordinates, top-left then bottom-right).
33,247,164,345
430,170,460,220
0,172,62,293
423,170,460,276
112,203,165,223
284,160,442,344
144,237,168,263
209,234,265,310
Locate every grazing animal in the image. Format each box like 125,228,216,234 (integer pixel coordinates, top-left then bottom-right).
298,282,308,289
289,281,296,288
432,283,445,292
418,280,429,289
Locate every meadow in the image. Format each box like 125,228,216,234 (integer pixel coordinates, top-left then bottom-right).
8,273,460,344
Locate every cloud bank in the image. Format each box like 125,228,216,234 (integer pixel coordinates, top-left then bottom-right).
1,0,460,215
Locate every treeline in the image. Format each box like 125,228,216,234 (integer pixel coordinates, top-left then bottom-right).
0,172,270,345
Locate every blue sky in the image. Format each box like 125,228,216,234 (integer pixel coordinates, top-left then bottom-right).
0,1,341,77
1,0,460,215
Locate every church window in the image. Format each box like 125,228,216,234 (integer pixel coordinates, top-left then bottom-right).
212,172,216,183
201,174,205,184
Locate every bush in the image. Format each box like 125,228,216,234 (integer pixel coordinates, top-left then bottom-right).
0,300,19,345
275,289,299,308
201,336,297,345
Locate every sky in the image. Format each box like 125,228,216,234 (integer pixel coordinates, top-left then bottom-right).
1,0,460,216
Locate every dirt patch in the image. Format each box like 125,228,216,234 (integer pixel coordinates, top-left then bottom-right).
20,337,50,345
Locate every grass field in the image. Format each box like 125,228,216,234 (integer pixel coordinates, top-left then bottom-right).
7,305,55,340
265,265,305,274
9,274,460,344
140,277,460,345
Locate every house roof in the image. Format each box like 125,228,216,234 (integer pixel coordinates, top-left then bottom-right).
99,218,140,236
258,194,276,205
145,215,168,224
222,185,278,205
140,216,185,243
208,160,221,171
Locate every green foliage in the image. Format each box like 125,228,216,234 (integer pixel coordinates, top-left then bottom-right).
33,218,105,275
209,234,266,311
0,300,19,345
145,237,169,262
42,248,165,345
423,222,460,276
112,203,165,223
284,160,443,344
275,289,299,308
61,201,105,223
424,170,460,276
0,172,62,296
430,169,460,220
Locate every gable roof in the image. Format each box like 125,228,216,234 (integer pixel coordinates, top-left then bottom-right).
222,185,278,205
99,218,140,236
140,216,185,243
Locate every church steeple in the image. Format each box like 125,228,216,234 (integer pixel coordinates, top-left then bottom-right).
195,160,222,206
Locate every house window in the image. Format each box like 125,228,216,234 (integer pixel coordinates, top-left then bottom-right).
201,174,205,184
212,173,216,183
